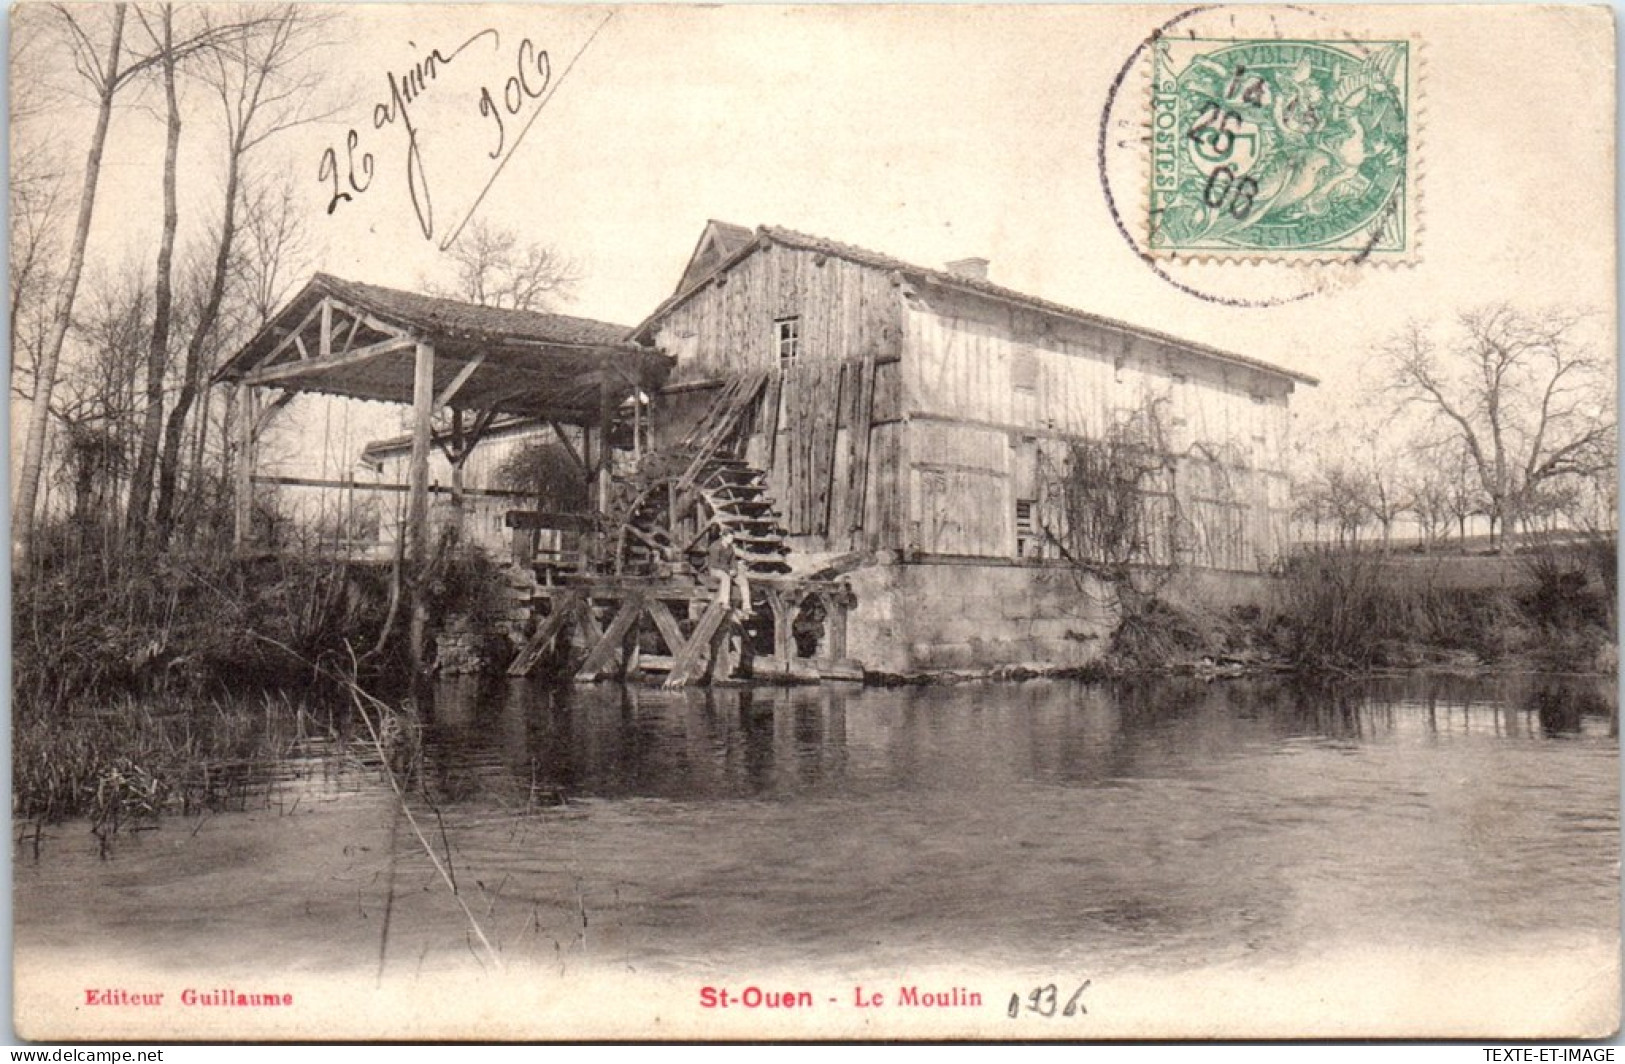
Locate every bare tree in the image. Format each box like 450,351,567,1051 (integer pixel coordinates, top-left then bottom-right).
1321,461,1373,547
125,3,184,538
235,171,309,327
1406,464,1453,553
1352,422,1413,553
13,3,129,564
13,3,267,563
1385,305,1615,552
1290,418,1376,548
152,5,335,545
428,218,580,310
54,270,151,526
8,145,65,399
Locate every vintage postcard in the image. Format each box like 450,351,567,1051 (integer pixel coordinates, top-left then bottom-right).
9,2,1618,1043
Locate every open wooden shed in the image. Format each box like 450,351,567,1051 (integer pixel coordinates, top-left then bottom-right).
216,272,670,552
216,274,672,663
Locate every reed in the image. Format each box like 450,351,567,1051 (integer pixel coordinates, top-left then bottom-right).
1267,546,1607,672
13,690,340,831
329,652,504,971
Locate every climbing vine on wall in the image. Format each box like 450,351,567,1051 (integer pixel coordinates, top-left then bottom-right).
1036,395,1188,582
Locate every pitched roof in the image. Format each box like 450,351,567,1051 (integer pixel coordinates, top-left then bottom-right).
704,220,755,254
636,224,1319,387
216,273,670,424
220,273,632,379
674,220,758,296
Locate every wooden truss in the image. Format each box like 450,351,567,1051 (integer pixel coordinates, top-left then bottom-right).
508,576,861,687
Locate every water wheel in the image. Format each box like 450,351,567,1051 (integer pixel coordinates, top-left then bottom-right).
610,451,792,582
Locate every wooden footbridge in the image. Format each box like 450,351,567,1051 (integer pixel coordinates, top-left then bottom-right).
216,275,863,685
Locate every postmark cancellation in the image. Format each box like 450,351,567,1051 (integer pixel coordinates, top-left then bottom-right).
1148,34,1416,263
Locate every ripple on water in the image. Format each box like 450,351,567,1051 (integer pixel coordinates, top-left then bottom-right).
15,673,1618,991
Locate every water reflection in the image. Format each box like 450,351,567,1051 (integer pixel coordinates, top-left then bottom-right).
413,672,1619,807
15,671,1617,984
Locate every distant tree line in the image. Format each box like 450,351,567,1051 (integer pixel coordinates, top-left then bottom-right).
1291,305,1615,553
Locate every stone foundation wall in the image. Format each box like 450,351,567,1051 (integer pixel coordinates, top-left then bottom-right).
431,565,538,676
1158,568,1283,614
844,556,1118,674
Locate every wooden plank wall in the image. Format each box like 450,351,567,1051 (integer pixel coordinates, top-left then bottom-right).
647,244,906,551
902,287,1298,571
908,420,1010,556
652,244,901,385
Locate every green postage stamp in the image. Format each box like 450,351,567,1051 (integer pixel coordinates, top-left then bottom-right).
1149,37,1413,260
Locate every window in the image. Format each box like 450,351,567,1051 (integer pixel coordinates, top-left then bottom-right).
1015,498,1038,559
775,316,801,366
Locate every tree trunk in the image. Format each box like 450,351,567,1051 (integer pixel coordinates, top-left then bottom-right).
13,4,126,566
154,140,241,545
127,6,181,541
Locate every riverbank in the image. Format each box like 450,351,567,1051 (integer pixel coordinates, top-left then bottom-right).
14,535,1613,826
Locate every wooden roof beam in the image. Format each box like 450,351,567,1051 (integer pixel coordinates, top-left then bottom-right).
434,352,487,408
242,335,416,387
263,298,327,367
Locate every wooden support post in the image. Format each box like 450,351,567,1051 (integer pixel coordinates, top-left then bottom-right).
576,595,606,649
846,351,877,540
645,598,688,656
712,619,741,682
407,340,436,671
575,592,644,681
508,592,580,677
769,589,799,663
823,592,848,660
234,383,256,550
449,408,466,533
632,385,643,459
664,601,728,688
597,378,614,514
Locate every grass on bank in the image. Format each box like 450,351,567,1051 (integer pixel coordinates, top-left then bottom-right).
1101,541,1617,676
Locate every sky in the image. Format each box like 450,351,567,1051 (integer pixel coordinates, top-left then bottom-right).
11,3,1619,468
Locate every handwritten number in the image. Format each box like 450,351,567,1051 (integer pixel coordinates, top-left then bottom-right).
318,131,374,215
479,86,506,159
1229,177,1258,219
1008,980,1090,1020
346,130,373,193
519,39,551,98
318,149,349,214
1225,64,1268,107
1225,65,1248,101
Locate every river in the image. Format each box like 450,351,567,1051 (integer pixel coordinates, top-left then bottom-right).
13,672,1619,1040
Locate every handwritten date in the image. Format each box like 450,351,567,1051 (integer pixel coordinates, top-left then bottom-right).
316,28,550,241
